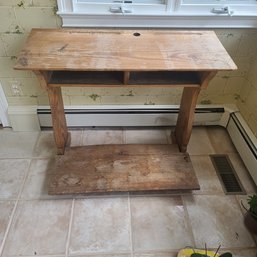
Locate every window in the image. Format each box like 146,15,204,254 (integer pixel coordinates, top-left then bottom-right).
57,0,257,27
177,0,257,15
72,0,168,14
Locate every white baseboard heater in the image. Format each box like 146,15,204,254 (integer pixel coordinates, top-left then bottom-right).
227,112,257,185
38,105,257,186
38,105,225,127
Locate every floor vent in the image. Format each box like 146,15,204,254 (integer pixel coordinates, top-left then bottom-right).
210,155,246,195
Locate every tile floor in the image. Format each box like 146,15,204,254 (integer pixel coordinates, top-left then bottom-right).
0,126,256,257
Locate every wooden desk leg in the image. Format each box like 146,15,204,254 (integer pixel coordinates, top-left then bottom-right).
174,87,200,153
34,71,68,155
48,87,68,155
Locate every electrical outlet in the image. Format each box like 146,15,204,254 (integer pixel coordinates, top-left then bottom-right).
10,81,22,96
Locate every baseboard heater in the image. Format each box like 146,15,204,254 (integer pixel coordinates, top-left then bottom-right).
227,112,257,185
38,106,225,127
38,105,257,186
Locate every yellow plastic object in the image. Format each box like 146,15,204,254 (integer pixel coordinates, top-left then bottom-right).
177,248,219,257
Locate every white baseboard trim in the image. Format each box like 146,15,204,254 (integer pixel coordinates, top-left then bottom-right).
8,103,257,185
8,105,40,131
0,84,10,127
38,104,230,128
227,112,257,186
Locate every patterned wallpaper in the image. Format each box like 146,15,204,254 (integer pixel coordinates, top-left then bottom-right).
0,0,257,135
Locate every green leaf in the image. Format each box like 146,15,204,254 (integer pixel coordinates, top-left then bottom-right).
248,195,257,215
219,253,232,257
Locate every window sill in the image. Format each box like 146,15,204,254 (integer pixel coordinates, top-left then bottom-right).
58,12,257,28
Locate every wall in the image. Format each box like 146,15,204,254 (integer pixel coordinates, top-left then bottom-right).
0,0,60,107
237,49,257,137
0,0,257,135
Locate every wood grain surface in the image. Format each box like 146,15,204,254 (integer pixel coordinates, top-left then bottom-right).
14,29,237,72
14,29,237,156
48,144,200,195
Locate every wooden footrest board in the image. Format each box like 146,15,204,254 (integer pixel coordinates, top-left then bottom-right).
48,144,200,195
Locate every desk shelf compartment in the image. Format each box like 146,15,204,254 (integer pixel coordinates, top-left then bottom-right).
128,71,200,86
48,70,201,87
49,71,124,85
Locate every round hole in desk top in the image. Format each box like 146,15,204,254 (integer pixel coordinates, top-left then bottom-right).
133,32,141,37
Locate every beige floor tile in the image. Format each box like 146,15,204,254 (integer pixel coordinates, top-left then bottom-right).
33,131,57,157
33,130,83,156
124,129,168,144
237,195,255,216
134,252,177,257
0,131,39,158
187,127,215,155
75,192,129,199
0,201,15,248
224,248,257,257
82,129,124,145
190,156,224,194
237,195,249,213
184,195,255,248
130,196,193,251
129,190,182,197
236,195,257,242
0,127,256,256
228,153,257,194
72,253,131,257
69,198,131,254
3,200,72,256
207,126,237,154
0,159,30,199
20,159,51,199
69,130,83,146
21,159,71,200
165,128,174,144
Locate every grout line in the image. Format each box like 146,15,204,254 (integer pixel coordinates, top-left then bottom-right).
0,198,19,257
128,196,134,257
181,195,196,249
165,129,172,144
10,190,240,200
16,196,75,201
81,129,87,146
122,128,126,144
0,158,32,203
123,128,127,144
79,130,83,146
68,251,131,256
0,158,49,257
17,159,34,201
4,247,257,257
133,248,196,254
75,193,129,199
7,255,66,257
0,157,56,160
217,246,257,251
0,198,20,201
65,199,75,257
6,190,232,202
30,131,42,157
191,191,226,196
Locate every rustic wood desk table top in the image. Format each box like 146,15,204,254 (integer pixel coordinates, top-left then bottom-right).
15,29,237,194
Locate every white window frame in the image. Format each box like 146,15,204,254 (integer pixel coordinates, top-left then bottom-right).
57,0,257,28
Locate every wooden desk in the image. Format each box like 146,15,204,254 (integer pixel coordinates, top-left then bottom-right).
15,29,236,194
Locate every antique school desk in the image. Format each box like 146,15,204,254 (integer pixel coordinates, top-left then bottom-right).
15,29,236,195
